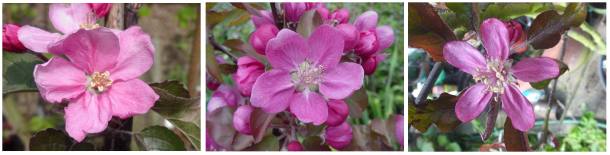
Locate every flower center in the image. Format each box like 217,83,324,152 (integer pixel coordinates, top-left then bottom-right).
80,23,100,30
88,71,113,93
291,61,324,91
473,58,514,94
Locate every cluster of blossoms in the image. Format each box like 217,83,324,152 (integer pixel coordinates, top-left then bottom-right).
207,3,399,150
444,18,559,132
3,3,158,142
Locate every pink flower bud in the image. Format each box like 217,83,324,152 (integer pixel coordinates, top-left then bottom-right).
233,105,254,135
206,73,221,90
3,24,27,53
362,54,386,75
207,85,240,113
354,30,379,57
87,3,112,18
305,2,325,10
329,8,350,24
251,10,275,28
282,3,307,22
325,100,349,126
287,140,303,151
324,121,353,149
233,56,265,96
395,115,404,146
315,7,330,21
336,24,359,51
249,24,279,55
504,20,527,53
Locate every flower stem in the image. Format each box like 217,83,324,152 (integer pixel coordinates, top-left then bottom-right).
414,62,443,105
270,2,284,29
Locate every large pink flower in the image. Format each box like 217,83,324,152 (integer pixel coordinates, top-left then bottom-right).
250,25,364,125
33,27,159,141
443,18,560,132
18,3,99,53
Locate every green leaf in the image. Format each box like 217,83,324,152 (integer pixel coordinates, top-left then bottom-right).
167,119,200,150
28,116,61,133
530,59,569,89
301,136,330,151
245,135,279,151
29,128,94,151
296,10,323,37
480,3,550,20
408,93,461,132
3,52,42,95
135,126,186,151
150,81,199,120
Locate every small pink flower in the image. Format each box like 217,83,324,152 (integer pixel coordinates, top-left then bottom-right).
233,105,253,135
395,115,404,146
233,56,265,96
329,9,350,25
19,3,99,53
324,121,353,149
287,140,304,151
250,25,364,125
249,24,279,55
362,54,386,75
444,18,560,132
353,11,394,57
33,27,159,142
251,10,275,28
3,24,27,53
335,24,359,51
87,3,112,18
207,85,240,113
325,99,349,127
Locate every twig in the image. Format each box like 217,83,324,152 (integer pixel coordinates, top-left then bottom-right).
270,2,284,29
187,7,201,97
414,62,443,105
537,33,568,149
207,33,237,62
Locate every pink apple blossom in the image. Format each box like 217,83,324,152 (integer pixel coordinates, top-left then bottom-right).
33,27,158,142
233,105,253,135
87,3,112,18
18,3,100,53
324,121,353,149
250,25,364,125
325,99,349,127
3,24,27,53
444,18,560,132
233,56,265,96
249,24,279,55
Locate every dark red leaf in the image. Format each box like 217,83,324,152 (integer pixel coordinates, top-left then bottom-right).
503,118,530,151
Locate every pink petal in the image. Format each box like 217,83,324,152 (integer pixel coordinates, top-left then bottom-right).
324,121,353,149
282,3,307,22
289,91,328,125
65,93,112,142
17,25,62,53
308,25,344,69
335,24,359,51
109,26,155,81
33,57,87,103
443,41,486,75
501,85,535,132
376,25,394,51
319,62,364,100
354,11,378,31
48,28,119,74
49,3,93,34
207,85,240,113
233,56,265,96
455,83,493,122
480,18,510,60
266,29,308,71
251,10,275,28
106,79,159,119
511,57,559,82
250,70,295,113
249,24,279,55
233,105,254,135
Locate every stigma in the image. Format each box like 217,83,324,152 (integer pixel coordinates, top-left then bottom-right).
291,61,324,91
88,71,113,93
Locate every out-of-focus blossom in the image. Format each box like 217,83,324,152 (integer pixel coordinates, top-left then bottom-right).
250,25,364,125
251,10,275,28
233,56,265,96
34,27,158,142
249,24,279,55
207,85,241,113
444,18,559,132
325,99,349,126
287,140,304,151
87,3,112,18
395,115,404,146
3,24,27,53
324,121,353,149
232,105,254,135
